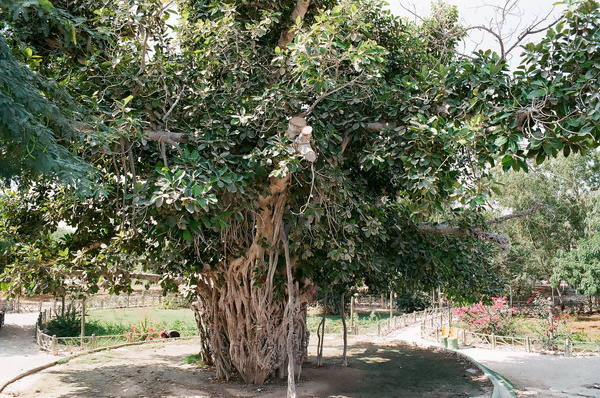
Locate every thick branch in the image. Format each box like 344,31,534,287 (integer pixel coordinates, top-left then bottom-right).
417,223,510,250
486,202,550,225
417,203,549,250
146,130,188,145
278,0,311,48
366,122,397,132
145,130,188,152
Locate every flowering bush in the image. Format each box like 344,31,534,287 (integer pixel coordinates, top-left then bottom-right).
453,296,517,336
122,316,162,342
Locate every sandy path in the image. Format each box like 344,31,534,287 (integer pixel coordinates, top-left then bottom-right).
0,312,61,391
390,323,600,398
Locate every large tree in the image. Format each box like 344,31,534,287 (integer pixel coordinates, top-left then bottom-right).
3,0,600,387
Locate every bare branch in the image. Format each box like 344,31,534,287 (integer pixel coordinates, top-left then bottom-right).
486,202,550,225
417,203,549,250
417,223,510,250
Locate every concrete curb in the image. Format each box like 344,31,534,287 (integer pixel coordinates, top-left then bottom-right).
0,337,199,394
452,349,517,398
434,343,517,398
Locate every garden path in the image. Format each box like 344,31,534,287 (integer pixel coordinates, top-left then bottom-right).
0,312,61,393
389,323,600,398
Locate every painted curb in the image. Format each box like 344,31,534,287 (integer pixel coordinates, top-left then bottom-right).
0,337,199,394
438,344,518,398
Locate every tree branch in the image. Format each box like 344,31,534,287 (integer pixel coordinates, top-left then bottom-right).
417,203,550,250
486,202,550,225
278,0,311,49
145,129,188,153
417,223,510,250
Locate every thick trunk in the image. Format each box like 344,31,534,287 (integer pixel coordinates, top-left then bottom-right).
191,175,312,385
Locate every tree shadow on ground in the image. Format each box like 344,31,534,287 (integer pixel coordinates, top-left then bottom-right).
10,342,492,398
301,342,491,398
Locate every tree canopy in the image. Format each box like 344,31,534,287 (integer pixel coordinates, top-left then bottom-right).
3,0,600,386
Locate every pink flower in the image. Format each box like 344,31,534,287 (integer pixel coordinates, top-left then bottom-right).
525,333,531,337
72,324,78,328
549,325,557,330
562,313,570,318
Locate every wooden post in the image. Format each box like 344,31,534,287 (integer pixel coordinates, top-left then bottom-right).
564,338,570,356
413,311,417,323
92,334,97,349
38,302,42,312
389,291,393,319
491,334,496,350
80,299,86,348
377,322,381,337
52,335,57,355
525,336,531,352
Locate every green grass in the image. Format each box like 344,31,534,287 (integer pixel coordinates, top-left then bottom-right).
183,353,205,367
84,307,196,336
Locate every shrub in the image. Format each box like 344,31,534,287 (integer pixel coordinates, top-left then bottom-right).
43,308,81,337
453,296,517,336
395,291,432,312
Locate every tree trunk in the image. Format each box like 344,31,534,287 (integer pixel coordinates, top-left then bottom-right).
340,293,348,367
316,290,328,367
191,174,313,385
191,299,213,366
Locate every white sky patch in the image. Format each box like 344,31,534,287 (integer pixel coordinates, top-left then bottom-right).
387,0,567,69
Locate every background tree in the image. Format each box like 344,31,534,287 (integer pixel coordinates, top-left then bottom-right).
492,151,600,300
2,0,600,388
551,195,600,300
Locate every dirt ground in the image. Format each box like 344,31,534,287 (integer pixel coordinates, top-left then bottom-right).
1,335,492,398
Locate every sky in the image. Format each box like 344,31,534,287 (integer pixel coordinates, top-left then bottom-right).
386,0,567,68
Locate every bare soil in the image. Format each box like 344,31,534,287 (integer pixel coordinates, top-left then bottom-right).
2,336,492,398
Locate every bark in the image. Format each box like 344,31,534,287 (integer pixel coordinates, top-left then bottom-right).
145,129,188,151
189,117,317,385
278,1,311,49
340,293,348,367
417,203,550,250
417,223,510,249
191,299,214,365
486,203,550,225
283,233,297,398
316,290,328,366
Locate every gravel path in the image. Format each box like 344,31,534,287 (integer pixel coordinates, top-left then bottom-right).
0,312,61,392
389,323,600,398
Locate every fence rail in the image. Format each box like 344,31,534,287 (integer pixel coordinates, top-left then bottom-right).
310,307,448,337
36,327,200,355
420,317,600,356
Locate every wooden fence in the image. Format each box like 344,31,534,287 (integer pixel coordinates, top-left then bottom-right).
36,327,200,355
420,319,600,356
311,307,448,337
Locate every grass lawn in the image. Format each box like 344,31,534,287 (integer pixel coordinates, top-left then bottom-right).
84,307,196,336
